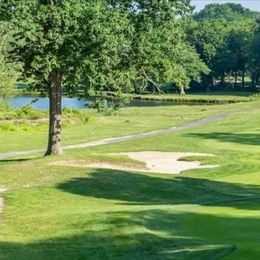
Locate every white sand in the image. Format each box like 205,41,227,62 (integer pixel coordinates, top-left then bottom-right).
122,152,217,174
52,151,217,175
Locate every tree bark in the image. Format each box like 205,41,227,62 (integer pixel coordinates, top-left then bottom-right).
251,72,256,88
256,72,259,87
180,86,186,95
234,72,238,89
141,67,164,94
45,70,63,156
242,69,245,88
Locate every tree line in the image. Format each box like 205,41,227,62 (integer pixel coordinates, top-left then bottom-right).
0,1,259,155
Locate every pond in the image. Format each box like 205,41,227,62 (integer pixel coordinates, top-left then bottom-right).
4,95,90,110
3,95,183,110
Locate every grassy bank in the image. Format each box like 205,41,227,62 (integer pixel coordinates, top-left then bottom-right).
106,91,257,104
0,100,260,259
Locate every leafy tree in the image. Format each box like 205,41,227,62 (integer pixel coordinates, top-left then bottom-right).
130,20,208,95
0,22,18,97
186,19,229,90
0,1,132,155
116,0,207,95
226,20,255,87
188,3,258,91
0,0,209,157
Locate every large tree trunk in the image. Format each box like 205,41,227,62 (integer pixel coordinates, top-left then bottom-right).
45,70,63,156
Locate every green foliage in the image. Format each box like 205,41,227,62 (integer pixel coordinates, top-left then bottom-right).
0,102,46,120
0,1,135,94
88,98,120,116
0,101,12,112
187,5,259,90
16,105,42,120
194,3,256,21
131,20,208,92
0,22,18,97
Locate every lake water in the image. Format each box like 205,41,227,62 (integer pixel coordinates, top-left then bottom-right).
4,96,91,109
3,95,179,110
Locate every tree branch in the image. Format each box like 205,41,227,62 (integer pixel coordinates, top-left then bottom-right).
141,66,164,94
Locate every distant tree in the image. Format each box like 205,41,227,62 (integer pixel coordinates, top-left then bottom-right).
250,18,260,88
186,19,228,91
188,3,258,91
116,0,208,95
194,3,256,21
226,20,255,88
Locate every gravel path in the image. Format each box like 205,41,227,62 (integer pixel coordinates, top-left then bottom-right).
0,110,236,161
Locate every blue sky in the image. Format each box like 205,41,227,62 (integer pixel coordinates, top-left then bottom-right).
191,0,260,11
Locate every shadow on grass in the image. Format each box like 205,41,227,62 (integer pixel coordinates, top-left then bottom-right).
0,209,236,259
57,169,260,209
0,157,43,164
1,169,260,258
187,132,260,146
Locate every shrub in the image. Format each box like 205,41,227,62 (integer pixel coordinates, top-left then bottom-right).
16,105,42,120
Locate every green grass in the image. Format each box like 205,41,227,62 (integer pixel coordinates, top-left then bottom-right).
123,91,257,103
0,103,234,153
0,99,260,259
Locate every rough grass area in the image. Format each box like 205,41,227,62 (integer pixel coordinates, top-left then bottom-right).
0,100,260,259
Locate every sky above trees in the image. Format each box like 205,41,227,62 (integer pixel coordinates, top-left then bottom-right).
191,0,260,11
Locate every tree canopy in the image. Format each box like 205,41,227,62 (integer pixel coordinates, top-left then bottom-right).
194,3,256,21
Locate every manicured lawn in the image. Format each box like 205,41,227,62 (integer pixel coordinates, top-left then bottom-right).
0,99,260,259
126,91,257,103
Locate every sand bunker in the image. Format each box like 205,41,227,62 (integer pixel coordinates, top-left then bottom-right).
122,152,217,174
53,151,217,175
